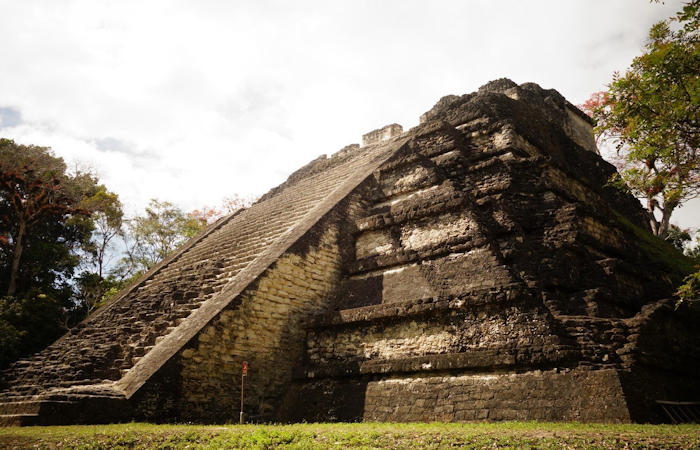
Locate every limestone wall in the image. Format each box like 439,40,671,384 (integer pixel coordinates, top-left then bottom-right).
307,301,564,364
131,198,364,422
564,105,598,154
181,229,341,421
362,124,404,147
284,369,631,423
284,86,688,423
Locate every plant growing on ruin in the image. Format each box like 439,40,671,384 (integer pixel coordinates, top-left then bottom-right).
584,1,700,238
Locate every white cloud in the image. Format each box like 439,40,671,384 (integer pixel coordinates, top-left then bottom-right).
0,0,696,228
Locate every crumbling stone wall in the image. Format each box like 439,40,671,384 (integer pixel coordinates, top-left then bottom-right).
131,196,367,423
286,369,630,423
307,302,566,364
363,124,403,147
180,225,342,422
283,80,698,424
2,79,697,426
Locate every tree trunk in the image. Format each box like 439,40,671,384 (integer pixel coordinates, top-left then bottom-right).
98,236,107,279
657,202,677,239
7,219,26,296
646,197,660,236
658,214,669,238
648,214,660,235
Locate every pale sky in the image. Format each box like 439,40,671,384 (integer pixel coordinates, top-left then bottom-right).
0,0,697,229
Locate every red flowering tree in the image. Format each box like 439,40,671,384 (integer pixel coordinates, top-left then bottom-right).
582,1,700,238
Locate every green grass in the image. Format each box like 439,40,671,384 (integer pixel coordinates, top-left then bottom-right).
1,422,699,449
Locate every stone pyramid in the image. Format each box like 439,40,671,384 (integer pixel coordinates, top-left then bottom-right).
1,79,698,426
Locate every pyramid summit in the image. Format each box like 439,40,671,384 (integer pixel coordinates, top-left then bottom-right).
1,79,698,425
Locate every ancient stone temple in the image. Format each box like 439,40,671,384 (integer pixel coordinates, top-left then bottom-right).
1,79,698,426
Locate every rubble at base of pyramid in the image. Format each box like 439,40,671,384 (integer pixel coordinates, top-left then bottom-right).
1,79,698,426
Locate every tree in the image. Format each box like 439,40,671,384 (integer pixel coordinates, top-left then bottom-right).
0,139,97,297
116,199,206,278
585,1,700,238
0,139,100,367
80,186,123,279
189,194,256,226
0,292,66,368
665,223,693,251
685,235,700,261
189,206,220,226
221,194,255,215
676,231,700,307
72,186,125,316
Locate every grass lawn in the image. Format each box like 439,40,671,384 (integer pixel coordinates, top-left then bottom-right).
0,422,699,449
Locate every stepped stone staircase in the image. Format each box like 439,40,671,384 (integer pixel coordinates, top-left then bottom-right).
2,78,698,425
0,130,406,425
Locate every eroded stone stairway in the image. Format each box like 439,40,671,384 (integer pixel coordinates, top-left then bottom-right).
0,131,405,425
2,79,698,425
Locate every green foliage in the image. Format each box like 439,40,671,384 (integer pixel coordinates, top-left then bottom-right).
79,185,124,277
665,224,693,251
676,269,700,308
0,306,22,368
590,1,700,237
0,139,101,367
676,232,700,308
0,292,66,368
0,139,97,297
116,199,206,278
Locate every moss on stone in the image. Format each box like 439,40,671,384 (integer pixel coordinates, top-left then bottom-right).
612,210,695,282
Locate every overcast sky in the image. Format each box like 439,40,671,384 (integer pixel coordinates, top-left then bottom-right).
0,0,697,228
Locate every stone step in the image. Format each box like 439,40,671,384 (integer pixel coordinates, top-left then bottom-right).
138,234,281,286
0,396,38,405
0,413,39,427
0,400,76,416
55,379,105,387
147,255,255,287
312,286,523,328
556,314,627,325
0,400,41,413
0,384,41,392
297,347,581,380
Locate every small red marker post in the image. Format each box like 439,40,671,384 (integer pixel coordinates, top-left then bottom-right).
240,361,248,424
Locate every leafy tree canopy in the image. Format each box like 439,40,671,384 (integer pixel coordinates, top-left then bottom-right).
116,199,207,279
0,138,101,366
586,0,699,238
0,138,98,299
0,139,251,368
